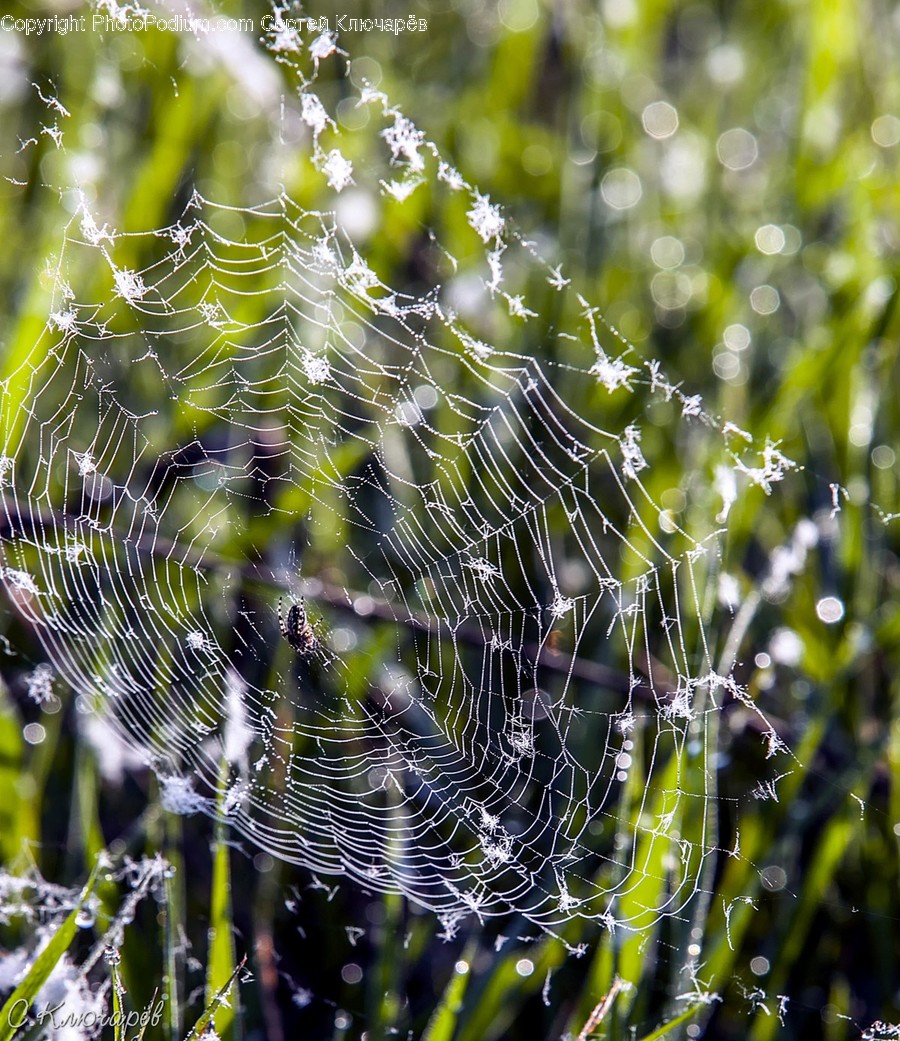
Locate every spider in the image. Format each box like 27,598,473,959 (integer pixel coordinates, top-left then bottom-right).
278,597,320,658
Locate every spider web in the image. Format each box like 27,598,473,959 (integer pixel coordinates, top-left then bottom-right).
0,20,794,935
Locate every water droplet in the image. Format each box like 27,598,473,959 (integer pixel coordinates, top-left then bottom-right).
75,907,95,929
816,596,844,624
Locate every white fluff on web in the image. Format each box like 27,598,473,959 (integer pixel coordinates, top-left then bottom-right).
0,16,800,934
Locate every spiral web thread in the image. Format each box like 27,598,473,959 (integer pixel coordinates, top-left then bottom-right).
0,16,797,936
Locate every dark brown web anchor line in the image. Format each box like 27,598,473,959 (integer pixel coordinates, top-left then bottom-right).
0,494,673,702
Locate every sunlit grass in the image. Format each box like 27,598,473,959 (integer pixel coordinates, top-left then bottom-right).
0,1,897,1039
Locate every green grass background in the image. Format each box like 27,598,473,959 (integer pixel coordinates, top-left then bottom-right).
0,1,898,1038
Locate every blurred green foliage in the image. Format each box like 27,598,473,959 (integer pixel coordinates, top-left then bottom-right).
0,1,898,1039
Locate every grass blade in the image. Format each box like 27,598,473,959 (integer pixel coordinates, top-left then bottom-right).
0,857,103,1041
